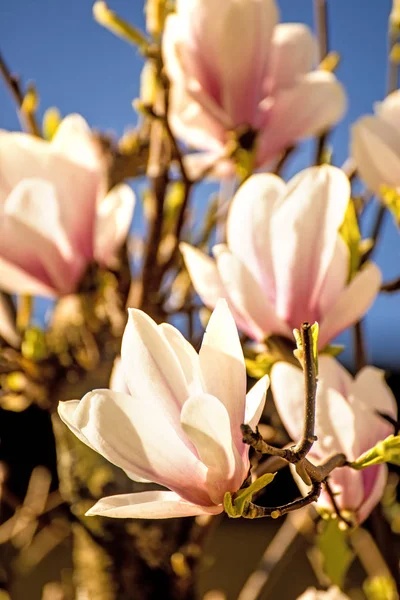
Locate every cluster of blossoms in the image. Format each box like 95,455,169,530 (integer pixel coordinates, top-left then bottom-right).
1,2,399,596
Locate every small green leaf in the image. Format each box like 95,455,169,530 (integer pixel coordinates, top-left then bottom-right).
321,344,345,358
224,473,276,518
380,185,400,227
317,517,354,587
43,107,61,140
364,575,399,600
339,199,361,281
350,435,400,470
311,322,319,375
245,354,275,379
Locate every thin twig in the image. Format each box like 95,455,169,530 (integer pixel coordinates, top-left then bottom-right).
324,480,353,527
361,203,387,265
353,320,367,372
0,51,40,136
241,482,322,519
381,276,400,292
313,0,329,165
292,323,318,461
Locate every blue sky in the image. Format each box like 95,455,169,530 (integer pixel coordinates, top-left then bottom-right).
1,0,399,370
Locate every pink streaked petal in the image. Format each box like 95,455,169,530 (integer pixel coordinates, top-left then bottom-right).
0,130,99,259
94,183,135,267
318,236,349,319
319,262,381,348
121,309,190,415
375,89,400,136
357,464,388,523
181,393,244,504
0,256,56,297
183,152,235,181
317,466,364,515
214,245,291,340
271,165,350,330
227,173,285,299
51,114,102,170
267,23,316,92
245,375,269,430
257,71,346,167
86,490,223,519
0,179,84,295
352,367,397,422
351,115,400,195
159,322,203,394
199,299,247,452
59,391,210,505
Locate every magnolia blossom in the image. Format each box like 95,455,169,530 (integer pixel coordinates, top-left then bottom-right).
182,165,381,349
271,356,397,523
163,0,346,176
0,115,135,297
58,300,269,519
297,588,350,600
352,90,400,196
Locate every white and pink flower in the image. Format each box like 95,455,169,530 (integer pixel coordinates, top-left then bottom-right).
58,300,269,519
0,115,135,297
182,165,381,349
271,355,397,523
163,0,346,176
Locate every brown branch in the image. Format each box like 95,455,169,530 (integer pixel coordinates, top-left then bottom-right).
381,276,400,292
241,482,322,519
0,51,40,136
353,319,367,372
324,480,353,527
361,203,387,265
292,323,318,461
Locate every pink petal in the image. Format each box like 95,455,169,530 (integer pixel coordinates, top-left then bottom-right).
0,179,85,295
318,236,349,320
121,309,190,419
158,323,203,394
51,114,102,170
0,129,100,258
245,375,269,430
375,89,400,137
257,71,346,166
357,464,388,523
227,173,285,299
86,490,222,519
94,183,135,267
351,115,400,195
180,242,226,308
270,165,350,330
58,391,210,505
352,367,397,422
319,262,381,348
0,294,20,348
199,299,247,452
180,0,278,127
181,393,244,503
214,245,291,340
180,242,254,335
0,256,55,297
267,23,316,92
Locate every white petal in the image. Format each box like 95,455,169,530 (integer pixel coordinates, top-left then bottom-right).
257,71,346,166
181,393,243,503
180,242,226,309
227,173,285,296
51,114,101,170
376,89,400,136
0,256,55,297
319,262,381,348
121,309,189,417
94,184,135,266
352,115,400,195
214,245,291,339
109,357,129,394
86,490,222,519
199,299,247,451
318,236,349,319
270,165,350,330
0,179,83,295
268,23,316,91
353,367,397,421
159,322,203,394
58,390,210,505
245,375,270,430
